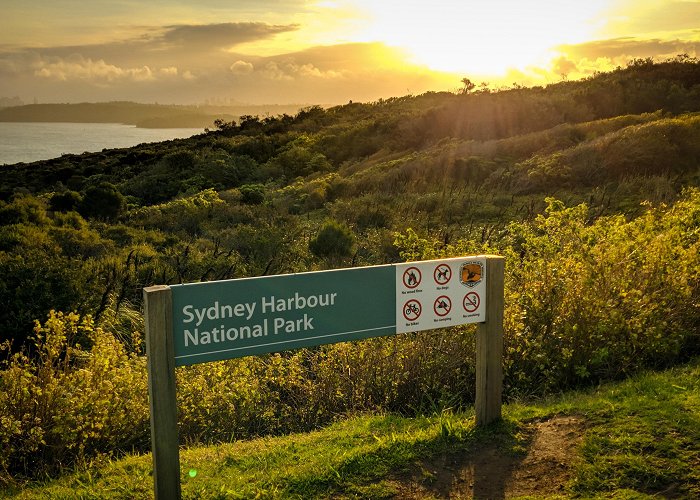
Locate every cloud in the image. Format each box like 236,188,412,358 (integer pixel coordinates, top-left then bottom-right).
159,66,179,76
0,22,299,73
224,43,416,84
558,36,700,61
0,40,452,104
548,35,700,81
230,60,254,74
604,1,700,35
155,22,299,50
256,60,345,81
0,20,301,94
552,56,579,77
33,55,155,83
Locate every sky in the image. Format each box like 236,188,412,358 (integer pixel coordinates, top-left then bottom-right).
1,0,698,105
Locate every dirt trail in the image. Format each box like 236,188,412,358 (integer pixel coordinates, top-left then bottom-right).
393,416,584,499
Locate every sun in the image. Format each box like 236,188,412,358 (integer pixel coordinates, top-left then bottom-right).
350,0,609,76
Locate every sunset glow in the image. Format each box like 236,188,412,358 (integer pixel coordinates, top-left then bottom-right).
352,0,609,75
1,0,698,104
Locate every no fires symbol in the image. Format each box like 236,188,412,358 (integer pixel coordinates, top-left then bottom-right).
403,267,421,289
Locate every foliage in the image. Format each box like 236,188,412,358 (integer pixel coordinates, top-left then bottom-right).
0,59,699,485
308,219,355,264
78,182,126,221
239,183,265,205
48,190,82,212
502,191,699,393
0,195,133,345
395,189,700,396
0,311,148,484
5,360,699,499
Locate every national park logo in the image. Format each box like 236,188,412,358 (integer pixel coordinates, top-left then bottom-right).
459,261,483,287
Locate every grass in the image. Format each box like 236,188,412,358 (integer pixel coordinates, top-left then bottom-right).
3,358,699,499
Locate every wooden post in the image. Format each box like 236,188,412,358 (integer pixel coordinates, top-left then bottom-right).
144,285,182,500
475,255,504,426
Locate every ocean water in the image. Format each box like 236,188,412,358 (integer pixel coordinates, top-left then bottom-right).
0,122,204,165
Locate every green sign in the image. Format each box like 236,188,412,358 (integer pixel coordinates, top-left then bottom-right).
172,265,395,366
145,255,501,500
171,257,487,366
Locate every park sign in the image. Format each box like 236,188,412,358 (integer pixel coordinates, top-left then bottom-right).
144,255,502,500
170,257,487,366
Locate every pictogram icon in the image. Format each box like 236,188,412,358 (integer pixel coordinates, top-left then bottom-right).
463,292,480,312
434,264,452,285
402,267,422,289
460,262,483,287
434,295,452,317
403,299,422,321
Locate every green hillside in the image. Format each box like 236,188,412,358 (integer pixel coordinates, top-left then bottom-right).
0,57,699,488
4,359,699,498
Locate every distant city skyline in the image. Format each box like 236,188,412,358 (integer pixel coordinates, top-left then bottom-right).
1,1,698,105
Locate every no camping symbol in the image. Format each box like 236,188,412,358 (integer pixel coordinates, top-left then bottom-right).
434,296,451,317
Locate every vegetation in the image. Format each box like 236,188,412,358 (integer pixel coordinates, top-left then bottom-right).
3,359,698,498
0,102,304,129
0,57,699,488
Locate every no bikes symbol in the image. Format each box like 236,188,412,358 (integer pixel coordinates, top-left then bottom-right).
403,299,421,321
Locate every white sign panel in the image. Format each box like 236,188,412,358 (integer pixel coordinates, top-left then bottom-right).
395,257,486,333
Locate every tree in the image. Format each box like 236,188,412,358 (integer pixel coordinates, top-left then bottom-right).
79,182,125,221
239,184,265,205
460,77,476,94
49,190,82,212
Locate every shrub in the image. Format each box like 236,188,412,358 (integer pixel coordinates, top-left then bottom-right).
395,189,700,396
2,191,699,485
49,190,82,212
239,183,266,205
0,195,50,226
0,311,148,484
79,182,126,221
309,220,355,263
501,192,700,394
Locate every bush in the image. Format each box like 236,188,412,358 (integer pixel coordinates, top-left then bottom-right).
2,192,698,485
501,192,700,394
309,220,355,263
0,195,50,226
79,182,126,221
49,190,82,213
0,311,148,484
239,183,266,205
395,189,700,396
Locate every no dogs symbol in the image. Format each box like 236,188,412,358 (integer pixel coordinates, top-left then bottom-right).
434,264,451,285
